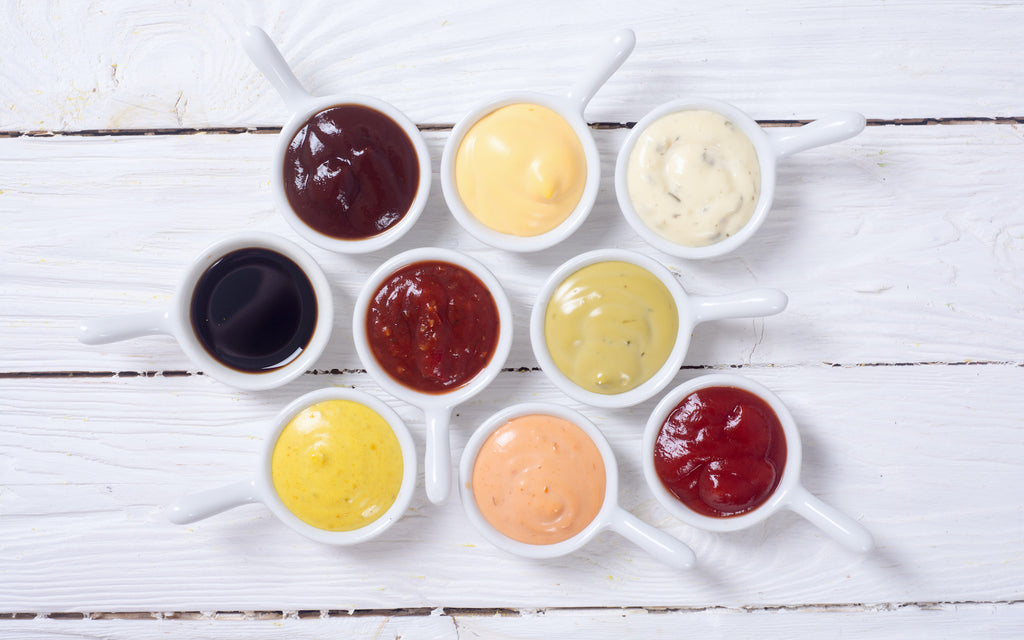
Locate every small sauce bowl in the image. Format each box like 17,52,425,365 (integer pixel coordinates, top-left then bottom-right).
460,402,696,569
530,248,787,408
352,248,514,505
78,231,333,391
439,30,635,252
641,373,875,553
243,26,431,254
615,97,865,259
166,387,418,545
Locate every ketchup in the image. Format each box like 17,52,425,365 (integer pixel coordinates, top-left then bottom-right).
653,386,786,517
366,261,500,393
283,104,419,239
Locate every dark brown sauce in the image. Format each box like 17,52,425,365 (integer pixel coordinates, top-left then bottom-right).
283,104,419,240
190,248,318,373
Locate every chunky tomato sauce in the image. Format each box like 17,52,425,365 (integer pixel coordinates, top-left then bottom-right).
653,386,786,517
366,261,500,393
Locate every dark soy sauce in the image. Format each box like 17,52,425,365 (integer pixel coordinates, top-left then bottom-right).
190,248,318,373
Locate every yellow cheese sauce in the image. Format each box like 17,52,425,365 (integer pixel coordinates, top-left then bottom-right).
455,103,587,237
544,261,678,395
271,399,403,531
626,109,761,247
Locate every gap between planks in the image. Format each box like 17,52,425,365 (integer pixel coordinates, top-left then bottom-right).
1,117,1023,138
1,600,1021,621
0,361,1020,380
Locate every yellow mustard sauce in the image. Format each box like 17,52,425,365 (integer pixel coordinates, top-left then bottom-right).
455,103,587,236
271,399,403,531
544,261,678,394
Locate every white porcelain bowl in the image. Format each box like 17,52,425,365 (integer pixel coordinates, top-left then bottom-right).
460,402,695,569
440,30,635,252
78,231,333,391
166,387,418,545
641,373,874,552
530,248,787,408
244,26,431,254
616,97,865,259
352,247,514,505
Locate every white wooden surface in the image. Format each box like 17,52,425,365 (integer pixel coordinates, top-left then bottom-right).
2,1,1023,637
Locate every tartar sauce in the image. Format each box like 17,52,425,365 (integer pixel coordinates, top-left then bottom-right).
626,109,760,247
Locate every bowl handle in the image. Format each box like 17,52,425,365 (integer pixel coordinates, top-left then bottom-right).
608,506,696,570
688,288,788,326
243,26,314,112
165,479,262,525
78,309,174,345
565,29,636,115
785,484,875,553
766,112,866,160
424,406,453,505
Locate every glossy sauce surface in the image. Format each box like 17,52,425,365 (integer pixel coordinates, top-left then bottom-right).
284,104,419,239
189,247,317,372
366,261,500,393
627,109,760,247
471,414,606,545
653,386,787,517
544,260,678,394
455,103,586,237
271,399,404,531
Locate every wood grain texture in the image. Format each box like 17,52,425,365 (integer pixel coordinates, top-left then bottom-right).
2,0,1022,633
3,125,1024,373
1,604,1023,639
2,365,1021,611
1,1,1023,132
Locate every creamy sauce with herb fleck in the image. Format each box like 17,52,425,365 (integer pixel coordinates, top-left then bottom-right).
626,109,760,247
544,261,678,395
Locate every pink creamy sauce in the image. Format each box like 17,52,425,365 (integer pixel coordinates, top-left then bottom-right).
471,414,606,545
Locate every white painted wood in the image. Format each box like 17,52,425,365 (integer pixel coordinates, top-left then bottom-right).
1,366,1021,611
0,1,1022,132
2,0,1022,634
0,615,459,639
463,605,1024,638
3,125,1023,373
2,604,1022,639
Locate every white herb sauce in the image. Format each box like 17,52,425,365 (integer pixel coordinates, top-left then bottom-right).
626,110,760,247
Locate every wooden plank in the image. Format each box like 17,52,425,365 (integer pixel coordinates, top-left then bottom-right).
1,365,1021,611
2,604,1023,639
0,1,1022,132
0,614,458,639
2,125,1023,371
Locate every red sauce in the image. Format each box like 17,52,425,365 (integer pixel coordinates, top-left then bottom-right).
366,261,500,394
653,386,787,517
283,104,419,239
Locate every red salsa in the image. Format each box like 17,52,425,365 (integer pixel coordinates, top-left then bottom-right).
366,261,500,393
653,386,787,517
283,104,419,239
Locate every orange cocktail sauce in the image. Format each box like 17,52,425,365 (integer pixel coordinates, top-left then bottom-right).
471,414,606,545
